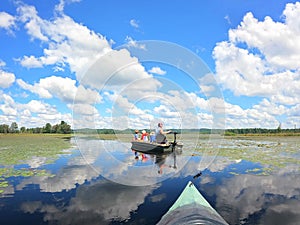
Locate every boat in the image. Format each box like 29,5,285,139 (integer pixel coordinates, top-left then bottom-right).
131,132,183,154
156,181,229,225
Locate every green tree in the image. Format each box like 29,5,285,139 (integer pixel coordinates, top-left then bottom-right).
9,122,18,133
59,121,71,134
51,124,58,133
43,123,52,133
0,124,9,133
20,126,26,133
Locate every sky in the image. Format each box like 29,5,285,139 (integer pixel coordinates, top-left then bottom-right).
0,0,299,130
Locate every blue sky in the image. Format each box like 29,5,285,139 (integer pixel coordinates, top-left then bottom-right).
0,0,299,129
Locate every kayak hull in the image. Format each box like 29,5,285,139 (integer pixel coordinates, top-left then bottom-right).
157,181,228,225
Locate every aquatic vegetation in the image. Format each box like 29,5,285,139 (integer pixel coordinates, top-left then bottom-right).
194,136,300,174
0,134,73,194
0,134,72,165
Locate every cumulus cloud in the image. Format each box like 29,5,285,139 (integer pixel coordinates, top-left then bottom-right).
0,11,16,31
25,100,57,114
149,66,166,75
0,91,72,127
16,3,112,78
0,70,15,88
213,2,300,107
17,76,102,104
0,93,17,116
15,3,155,95
212,2,300,128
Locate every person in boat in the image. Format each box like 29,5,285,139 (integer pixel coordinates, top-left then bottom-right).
155,122,171,144
133,129,140,141
141,130,149,142
149,131,156,143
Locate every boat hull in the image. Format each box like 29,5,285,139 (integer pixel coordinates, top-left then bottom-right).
131,141,182,154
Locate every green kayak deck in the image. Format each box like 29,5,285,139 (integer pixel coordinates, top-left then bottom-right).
168,181,217,213
157,181,228,225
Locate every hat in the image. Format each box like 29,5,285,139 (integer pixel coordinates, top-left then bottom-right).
142,130,146,134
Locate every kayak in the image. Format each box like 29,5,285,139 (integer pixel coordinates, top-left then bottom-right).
156,181,229,225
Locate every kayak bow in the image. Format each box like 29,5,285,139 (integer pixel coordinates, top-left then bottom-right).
157,181,228,225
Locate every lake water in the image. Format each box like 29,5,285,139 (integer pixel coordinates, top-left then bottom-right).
0,135,299,225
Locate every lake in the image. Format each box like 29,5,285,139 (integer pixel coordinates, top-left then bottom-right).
0,134,299,225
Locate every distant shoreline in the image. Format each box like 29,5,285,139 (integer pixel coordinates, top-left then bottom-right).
1,130,299,138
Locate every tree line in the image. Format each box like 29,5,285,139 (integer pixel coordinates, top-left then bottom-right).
225,128,300,135
0,121,72,134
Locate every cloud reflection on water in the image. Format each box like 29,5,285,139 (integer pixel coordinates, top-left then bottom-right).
213,165,300,225
2,136,300,225
20,179,159,225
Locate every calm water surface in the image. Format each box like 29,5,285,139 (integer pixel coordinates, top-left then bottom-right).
0,136,299,225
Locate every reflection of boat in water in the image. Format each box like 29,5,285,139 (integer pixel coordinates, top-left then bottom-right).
131,132,183,154
157,181,229,225
133,146,180,174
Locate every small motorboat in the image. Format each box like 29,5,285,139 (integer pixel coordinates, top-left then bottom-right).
131,132,183,154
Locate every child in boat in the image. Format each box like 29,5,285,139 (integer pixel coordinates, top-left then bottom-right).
141,130,149,142
150,131,156,143
133,129,140,141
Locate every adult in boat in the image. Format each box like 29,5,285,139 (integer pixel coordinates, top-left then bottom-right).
155,122,171,144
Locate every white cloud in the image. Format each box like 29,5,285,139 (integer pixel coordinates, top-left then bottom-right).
19,55,44,68
229,11,300,70
0,93,17,116
130,19,139,28
26,100,57,114
0,70,15,88
17,5,49,41
17,76,102,104
16,4,155,95
17,3,112,78
108,92,145,116
17,79,52,98
149,66,166,75
55,0,81,13
125,36,146,50
0,11,16,31
0,60,6,67
71,103,98,116
153,104,180,118
224,15,231,25
19,106,72,128
80,48,157,91
213,2,300,108
253,98,286,116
